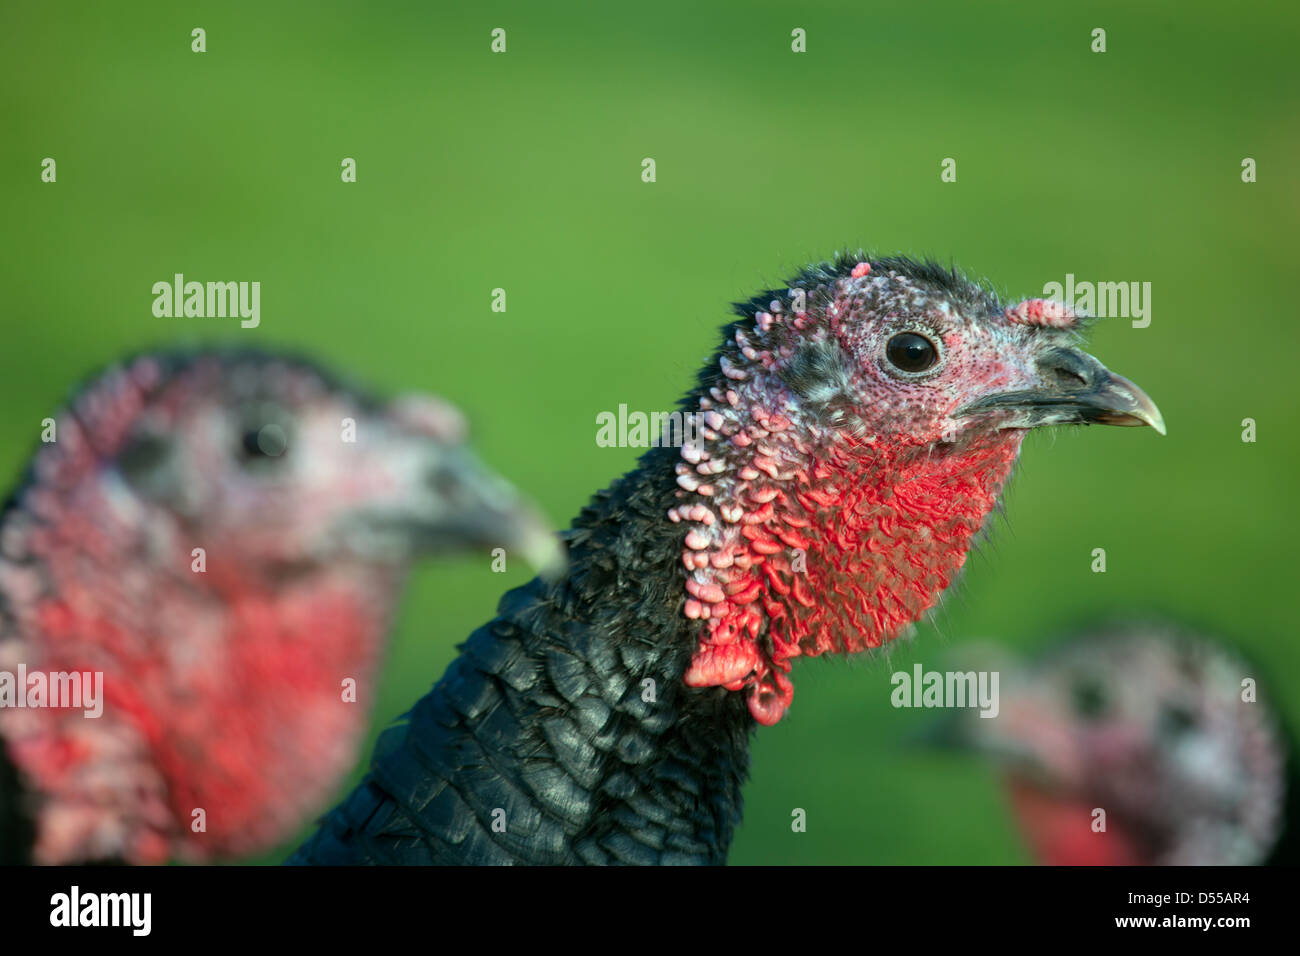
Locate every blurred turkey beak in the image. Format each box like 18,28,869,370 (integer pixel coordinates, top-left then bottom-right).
907,710,1038,766
340,438,564,577
956,347,1166,435
904,709,972,751
416,446,565,577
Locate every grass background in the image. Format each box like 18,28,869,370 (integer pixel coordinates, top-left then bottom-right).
1,0,1296,864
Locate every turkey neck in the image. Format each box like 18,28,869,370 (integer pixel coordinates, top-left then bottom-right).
389,444,755,864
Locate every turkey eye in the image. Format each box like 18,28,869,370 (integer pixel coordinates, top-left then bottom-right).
240,423,288,461
1071,679,1108,720
885,332,939,374
1158,705,1197,738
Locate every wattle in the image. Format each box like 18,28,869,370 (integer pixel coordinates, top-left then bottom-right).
683,431,1025,725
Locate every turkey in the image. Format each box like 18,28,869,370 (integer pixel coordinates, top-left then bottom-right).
291,253,1165,865
0,349,558,864
933,621,1298,865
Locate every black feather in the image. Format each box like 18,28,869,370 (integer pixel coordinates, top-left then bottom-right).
290,446,752,865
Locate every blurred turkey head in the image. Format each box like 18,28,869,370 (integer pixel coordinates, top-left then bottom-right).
932,624,1292,865
0,350,559,864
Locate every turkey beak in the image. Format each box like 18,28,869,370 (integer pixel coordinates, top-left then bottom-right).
909,712,1035,763
903,710,971,751
907,708,1050,783
956,347,1166,435
420,447,565,576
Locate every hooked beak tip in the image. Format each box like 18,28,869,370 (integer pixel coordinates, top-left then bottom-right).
516,521,567,579
954,350,1166,437
1092,370,1166,436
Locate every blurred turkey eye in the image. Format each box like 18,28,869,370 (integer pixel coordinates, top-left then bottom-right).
240,423,288,461
1071,678,1108,720
885,332,939,374
1158,704,1197,738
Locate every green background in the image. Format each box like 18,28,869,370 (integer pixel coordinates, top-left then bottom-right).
2,1,1296,864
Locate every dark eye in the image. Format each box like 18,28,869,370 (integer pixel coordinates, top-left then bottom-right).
885,332,940,374
240,423,288,461
1071,678,1108,720
1158,704,1197,738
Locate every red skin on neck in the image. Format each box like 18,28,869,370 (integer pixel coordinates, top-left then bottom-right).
5,554,392,864
0,356,410,863
1007,778,1146,866
684,430,1024,725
